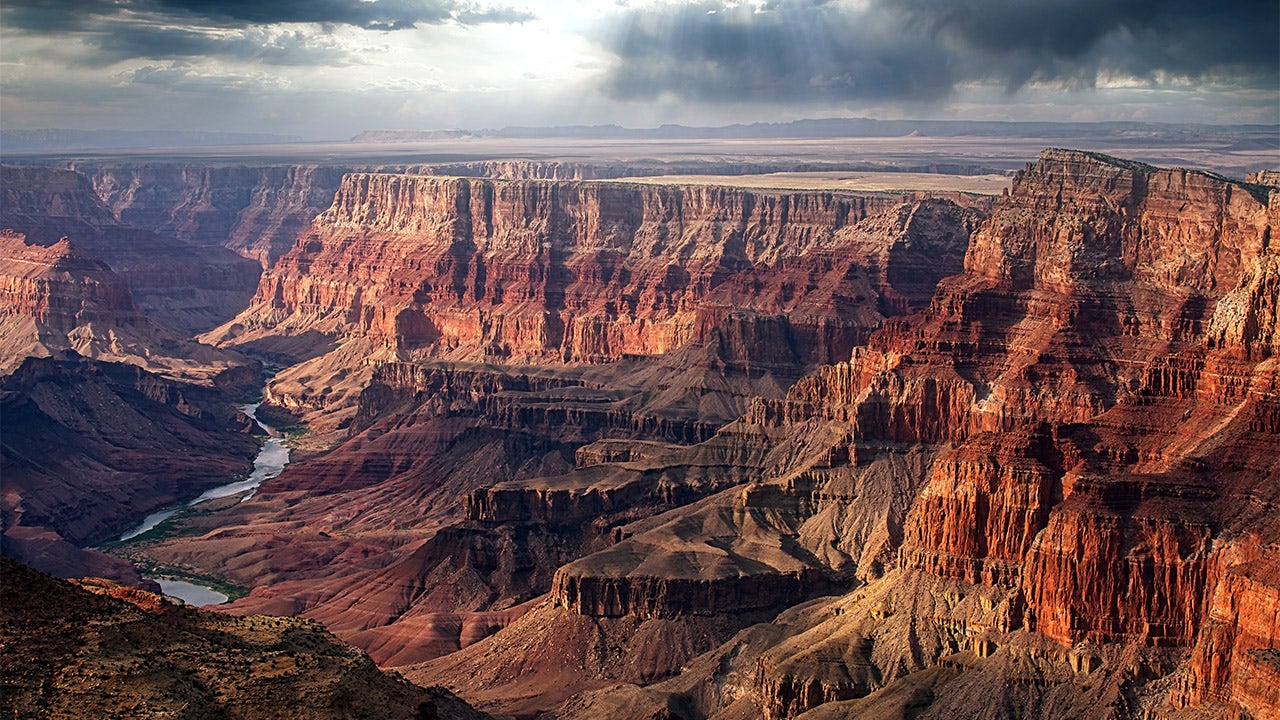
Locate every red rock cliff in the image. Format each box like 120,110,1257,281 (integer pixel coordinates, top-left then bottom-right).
551,149,1277,719
77,162,349,267
0,231,139,334
1,165,261,332
212,175,982,370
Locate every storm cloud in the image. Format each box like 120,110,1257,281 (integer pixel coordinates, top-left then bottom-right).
1,0,1274,136
0,0,532,64
598,0,1280,103
600,1,955,102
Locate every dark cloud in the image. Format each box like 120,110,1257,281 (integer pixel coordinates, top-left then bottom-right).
0,0,534,64
601,1,954,102
146,0,455,31
87,26,347,65
597,0,1280,104
1,0,533,32
888,0,1280,89
0,0,120,33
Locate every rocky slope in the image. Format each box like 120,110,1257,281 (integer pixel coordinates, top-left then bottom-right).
415,150,1278,718
0,556,487,720
0,353,260,583
1,164,261,332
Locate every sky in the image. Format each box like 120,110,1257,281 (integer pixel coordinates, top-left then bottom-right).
1,0,1277,139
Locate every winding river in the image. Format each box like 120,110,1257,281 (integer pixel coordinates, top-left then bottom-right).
115,398,291,605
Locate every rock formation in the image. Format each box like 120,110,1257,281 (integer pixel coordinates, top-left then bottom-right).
118,180,985,677
205,174,984,430
0,230,256,385
417,150,1278,718
1,164,261,332
0,556,487,720
0,353,260,582
76,162,349,267
69,158,995,270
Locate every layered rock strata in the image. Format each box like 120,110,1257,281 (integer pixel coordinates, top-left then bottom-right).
459,150,1278,718
215,175,965,361
1,164,261,332
78,162,349,267
102,150,1277,719
207,174,984,429
122,181,985,679
0,231,256,385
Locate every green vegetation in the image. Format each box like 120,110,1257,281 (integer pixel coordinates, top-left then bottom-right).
100,495,245,548
133,559,250,602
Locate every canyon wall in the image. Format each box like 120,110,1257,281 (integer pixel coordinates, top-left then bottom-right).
207,175,985,428
507,149,1279,719
72,159,986,269
80,150,1277,719
76,163,349,267
126,178,987,678
0,231,256,385
0,232,139,335
0,167,265,585
0,353,260,583
1,165,261,332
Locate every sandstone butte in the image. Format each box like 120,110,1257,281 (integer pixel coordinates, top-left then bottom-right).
0,149,1275,720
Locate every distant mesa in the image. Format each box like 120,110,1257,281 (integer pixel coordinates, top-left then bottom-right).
350,129,477,143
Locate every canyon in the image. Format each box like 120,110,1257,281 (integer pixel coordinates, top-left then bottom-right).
0,146,1275,720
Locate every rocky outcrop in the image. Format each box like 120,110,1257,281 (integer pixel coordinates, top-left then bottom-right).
1171,537,1280,720
899,430,1060,587
554,562,835,620
0,231,138,333
71,158,993,270
1246,169,1280,188
1,164,261,332
0,556,488,720
466,423,771,527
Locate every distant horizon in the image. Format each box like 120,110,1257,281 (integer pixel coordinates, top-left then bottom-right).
2,1,1275,138
4,115,1278,152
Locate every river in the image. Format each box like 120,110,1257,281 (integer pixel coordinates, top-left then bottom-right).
115,399,291,605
